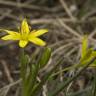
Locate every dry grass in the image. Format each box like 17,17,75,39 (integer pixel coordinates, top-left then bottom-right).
0,0,96,96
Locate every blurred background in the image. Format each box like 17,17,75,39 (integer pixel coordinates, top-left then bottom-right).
0,0,96,96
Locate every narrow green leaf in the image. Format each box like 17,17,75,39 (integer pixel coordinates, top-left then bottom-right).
24,63,39,96
39,47,51,68
31,57,64,96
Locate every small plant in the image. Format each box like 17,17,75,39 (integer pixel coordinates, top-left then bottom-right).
1,19,96,96
1,19,52,96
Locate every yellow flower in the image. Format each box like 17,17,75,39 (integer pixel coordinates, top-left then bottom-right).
1,19,48,48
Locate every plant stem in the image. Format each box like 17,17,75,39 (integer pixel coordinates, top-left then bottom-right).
20,48,26,96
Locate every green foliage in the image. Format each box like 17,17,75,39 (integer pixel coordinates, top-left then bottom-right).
80,35,96,67
20,47,52,96
48,57,96,96
39,47,51,68
47,35,96,96
19,36,96,96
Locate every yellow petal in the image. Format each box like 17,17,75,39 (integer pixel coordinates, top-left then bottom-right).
1,34,20,40
21,19,30,34
19,40,28,48
30,29,48,37
81,35,88,58
2,30,19,35
28,37,46,46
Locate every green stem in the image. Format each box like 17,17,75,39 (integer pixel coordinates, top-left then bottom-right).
20,48,25,79
20,48,27,96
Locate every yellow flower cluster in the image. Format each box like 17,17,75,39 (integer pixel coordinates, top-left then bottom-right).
1,19,48,48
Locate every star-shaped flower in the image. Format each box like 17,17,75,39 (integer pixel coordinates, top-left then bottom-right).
1,19,48,48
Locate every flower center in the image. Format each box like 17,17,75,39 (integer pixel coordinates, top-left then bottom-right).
20,33,29,40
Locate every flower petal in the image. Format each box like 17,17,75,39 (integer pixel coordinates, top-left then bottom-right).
1,34,20,40
19,40,28,48
2,30,19,35
28,37,46,46
29,29,48,37
21,19,30,34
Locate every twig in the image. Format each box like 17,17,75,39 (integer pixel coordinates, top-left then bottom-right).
0,0,55,12
0,79,21,93
58,18,82,38
1,60,14,83
52,42,73,56
59,0,76,20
